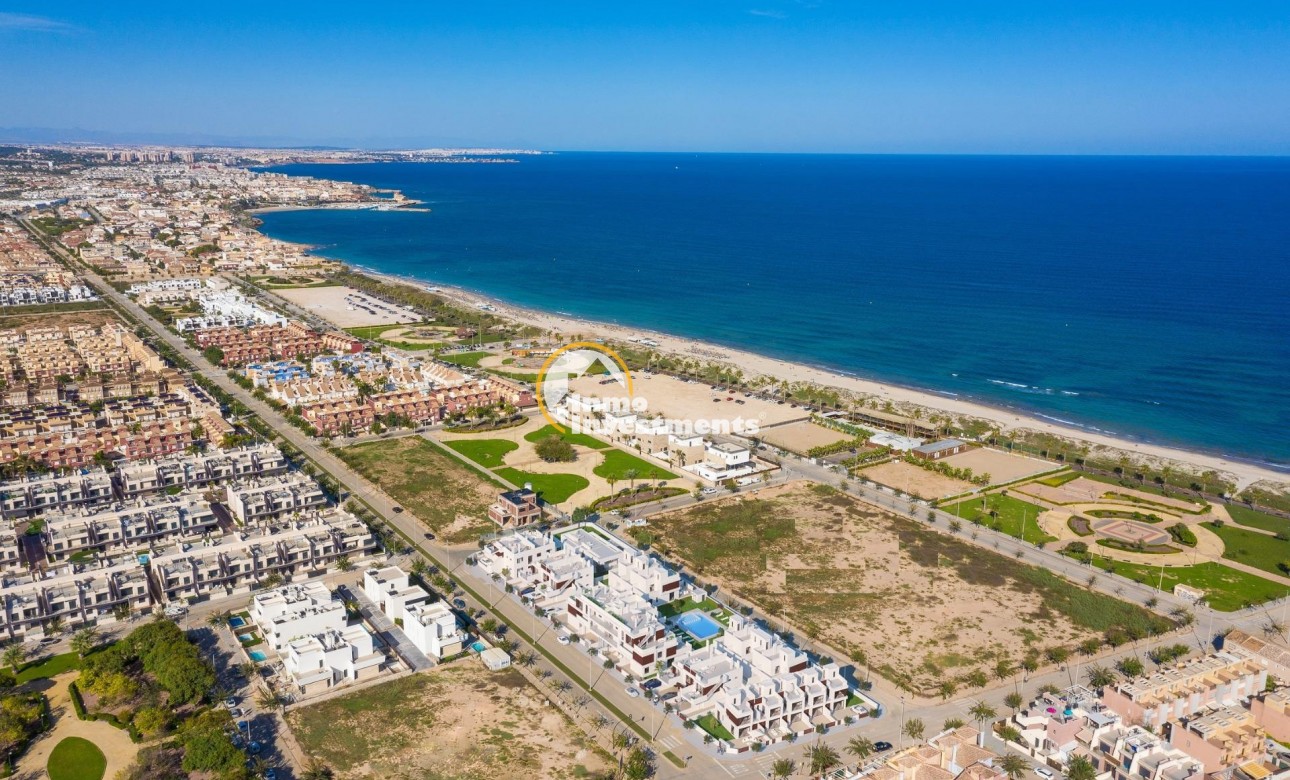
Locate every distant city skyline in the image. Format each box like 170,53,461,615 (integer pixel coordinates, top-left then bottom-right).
2,2,1288,154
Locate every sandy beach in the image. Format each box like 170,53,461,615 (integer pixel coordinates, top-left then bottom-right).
350,267,1288,492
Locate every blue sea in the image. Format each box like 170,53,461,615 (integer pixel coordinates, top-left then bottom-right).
257,155,1290,469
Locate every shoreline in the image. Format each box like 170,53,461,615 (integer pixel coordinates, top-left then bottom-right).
339,263,1287,491
245,201,429,215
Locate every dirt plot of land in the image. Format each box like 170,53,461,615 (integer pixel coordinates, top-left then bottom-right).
939,448,1053,486
1017,477,1205,512
0,308,118,332
289,664,612,780
759,420,853,454
860,460,973,499
643,482,1171,695
275,284,421,327
569,372,807,429
337,436,499,545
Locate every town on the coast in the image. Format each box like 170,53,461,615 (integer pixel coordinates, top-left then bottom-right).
3,143,1290,780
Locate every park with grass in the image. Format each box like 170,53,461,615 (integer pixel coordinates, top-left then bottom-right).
444,438,519,468
495,468,590,505
47,736,106,780
1089,559,1289,612
593,449,678,483
524,424,610,449
941,493,1055,545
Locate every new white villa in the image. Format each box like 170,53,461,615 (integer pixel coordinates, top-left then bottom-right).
250,581,383,696
479,523,863,747
363,565,466,661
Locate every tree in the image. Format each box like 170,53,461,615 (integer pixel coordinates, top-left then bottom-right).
238,662,258,680
2,644,25,674
624,746,654,780
997,725,1022,744
133,706,170,737
256,687,283,711
336,555,354,572
994,659,1014,682
1004,692,1023,712
207,610,230,627
943,717,966,731
300,761,336,780
807,741,841,775
1067,755,1097,780
534,435,576,462
848,736,876,761
939,680,958,700
1084,665,1115,689
999,754,1029,780
969,700,997,730
771,758,797,780
1116,656,1144,678
903,717,925,742
71,628,100,659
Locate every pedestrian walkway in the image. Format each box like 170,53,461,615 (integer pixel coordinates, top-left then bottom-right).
16,672,140,779
338,584,433,671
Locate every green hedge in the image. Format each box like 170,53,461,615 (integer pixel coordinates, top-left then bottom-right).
67,681,143,743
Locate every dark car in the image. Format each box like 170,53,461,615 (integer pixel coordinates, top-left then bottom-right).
875,741,893,752
424,532,436,540
452,598,467,609
392,506,404,513
642,679,663,691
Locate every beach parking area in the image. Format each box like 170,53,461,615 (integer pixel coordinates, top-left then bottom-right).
860,459,974,499
274,284,422,328
759,419,852,454
569,372,808,430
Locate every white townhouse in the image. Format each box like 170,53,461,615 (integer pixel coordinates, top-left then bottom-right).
251,581,347,653
283,624,383,696
224,473,327,524
0,469,115,519
362,565,466,661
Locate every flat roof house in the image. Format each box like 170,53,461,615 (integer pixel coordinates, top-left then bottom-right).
487,488,542,529
912,439,970,460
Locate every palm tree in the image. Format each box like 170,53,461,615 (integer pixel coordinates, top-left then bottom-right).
943,717,966,731
207,610,230,627
256,687,283,711
771,758,797,779
807,741,841,776
3,643,26,674
1085,665,1116,689
847,736,876,762
238,662,259,680
998,754,1029,780
968,700,997,731
70,627,98,658
1067,755,1097,780
300,761,335,780
611,729,633,774
624,469,640,490
994,659,1014,682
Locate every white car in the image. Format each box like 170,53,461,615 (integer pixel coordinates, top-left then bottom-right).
556,634,571,645
625,686,640,698
701,487,718,495
1035,768,1054,779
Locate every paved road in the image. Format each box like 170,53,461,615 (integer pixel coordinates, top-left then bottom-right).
338,583,433,671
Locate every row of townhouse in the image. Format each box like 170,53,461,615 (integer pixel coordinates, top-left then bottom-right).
148,509,377,605
0,281,96,306
249,580,383,696
42,493,219,562
0,418,193,471
114,443,287,498
1010,660,1276,780
478,523,851,746
0,526,21,573
223,473,328,525
266,376,358,406
363,565,466,660
0,555,151,641
301,379,531,436
192,322,325,365
0,468,114,519
2,370,181,408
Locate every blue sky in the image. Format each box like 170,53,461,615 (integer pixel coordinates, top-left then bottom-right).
1,1,1287,153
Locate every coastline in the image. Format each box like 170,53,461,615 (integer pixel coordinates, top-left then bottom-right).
341,264,1287,492
245,201,430,215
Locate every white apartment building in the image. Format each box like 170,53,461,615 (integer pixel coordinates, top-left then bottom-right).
283,625,383,696
0,555,151,641
252,581,344,651
0,469,115,519
43,493,218,561
115,443,287,498
1091,726,1204,780
224,473,327,524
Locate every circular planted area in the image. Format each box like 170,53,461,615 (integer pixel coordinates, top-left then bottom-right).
47,736,107,780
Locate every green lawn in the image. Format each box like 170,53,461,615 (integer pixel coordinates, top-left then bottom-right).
16,651,79,683
658,596,721,618
694,713,734,742
337,437,503,543
593,449,678,482
444,438,518,468
1094,559,1289,612
495,469,589,505
1203,522,1290,578
1227,504,1290,536
1080,473,1208,512
47,737,106,780
1036,471,1080,487
942,493,1055,545
438,351,491,368
524,424,609,449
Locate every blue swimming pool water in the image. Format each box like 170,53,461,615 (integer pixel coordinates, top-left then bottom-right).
238,633,255,643
470,641,486,653
248,650,268,662
229,616,247,628
676,612,723,641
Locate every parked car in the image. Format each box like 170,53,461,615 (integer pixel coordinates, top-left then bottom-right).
556,634,571,645
392,506,404,513
642,679,662,690
223,697,238,708
248,741,262,754
625,686,640,698
263,770,277,780
1035,768,1054,779
701,487,718,495
452,598,467,609
875,741,893,752
424,532,435,540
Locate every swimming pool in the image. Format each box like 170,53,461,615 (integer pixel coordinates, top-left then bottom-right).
229,616,247,629
470,641,486,653
248,650,268,662
676,612,723,641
